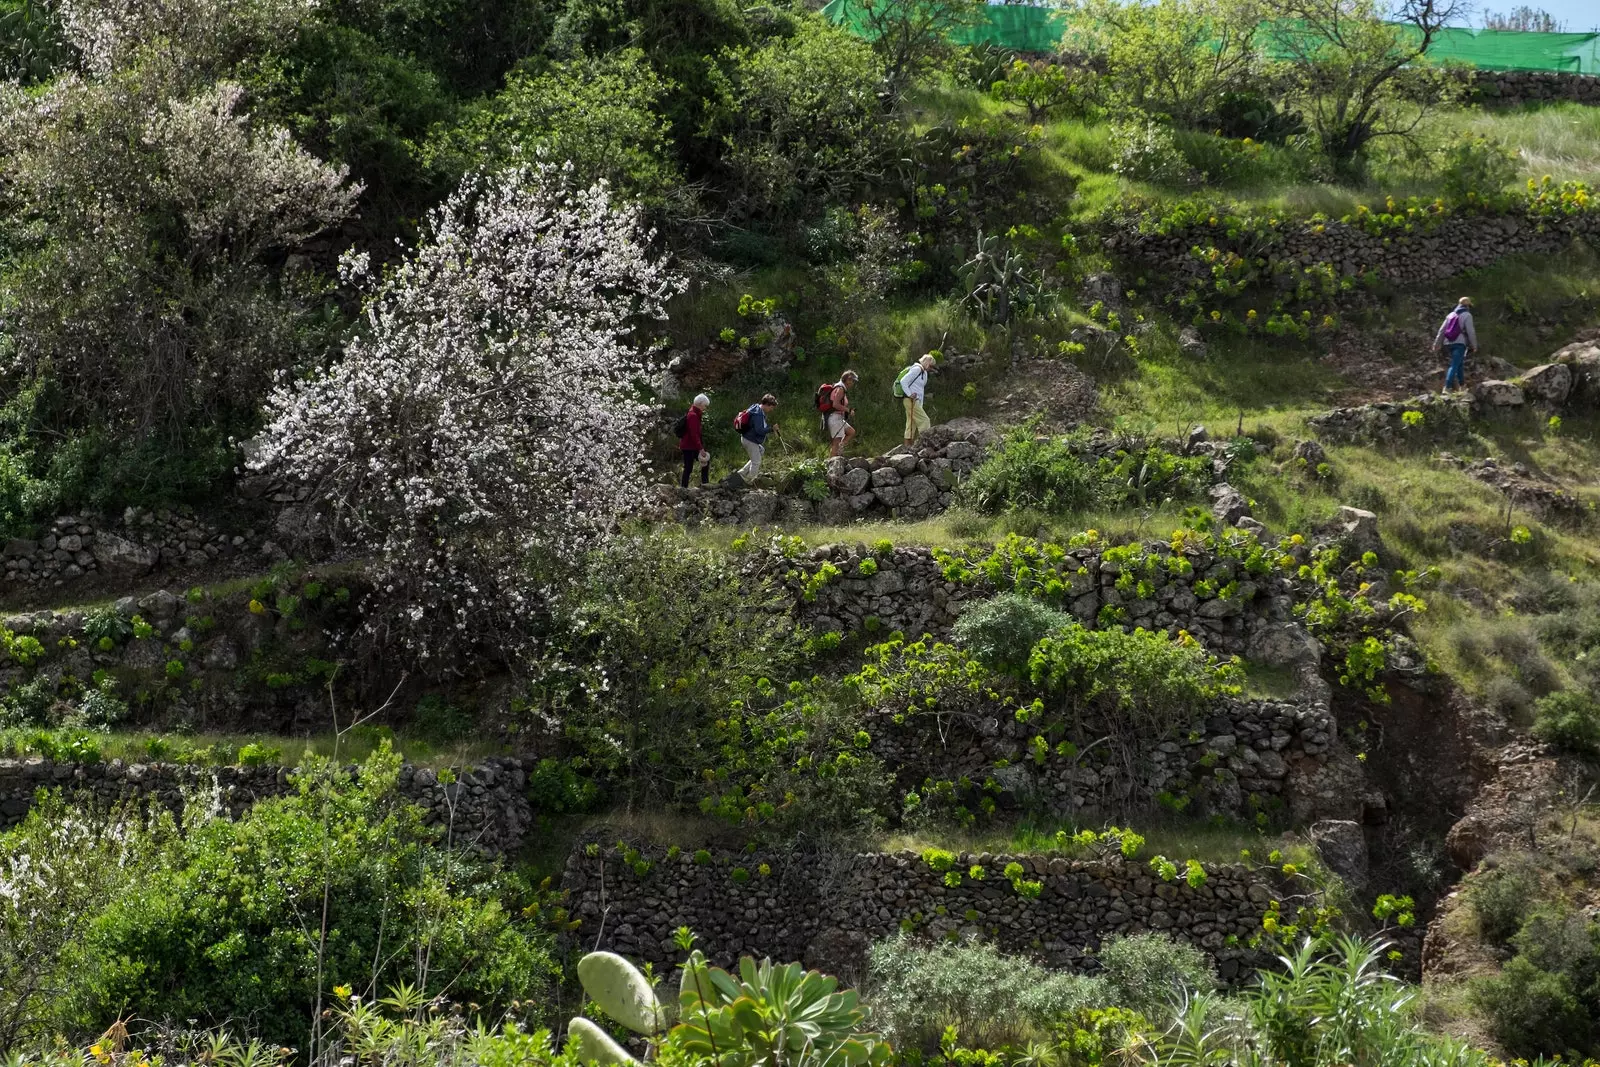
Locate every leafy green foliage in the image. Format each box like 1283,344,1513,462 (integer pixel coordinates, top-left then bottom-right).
865,935,1110,1050
68,743,558,1047
1095,932,1215,1019
426,50,681,210
703,17,890,223
960,430,1211,517
673,950,890,1067
950,593,1072,676
1531,689,1600,757
1028,622,1240,739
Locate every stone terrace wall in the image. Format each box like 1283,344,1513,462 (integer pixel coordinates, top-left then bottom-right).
2,507,274,589
1110,209,1600,290
1472,69,1600,108
0,755,534,853
764,541,1319,662
871,695,1337,824
645,422,993,528
563,842,1292,982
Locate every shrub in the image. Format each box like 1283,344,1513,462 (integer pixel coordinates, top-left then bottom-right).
526,758,599,814
1469,955,1591,1057
1466,859,1541,946
1096,932,1216,1018
1531,690,1600,757
865,935,1110,1050
1109,115,1194,186
1028,622,1240,739
960,433,1095,515
950,593,1071,676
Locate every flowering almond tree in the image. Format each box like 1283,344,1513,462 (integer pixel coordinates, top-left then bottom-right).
253,167,680,664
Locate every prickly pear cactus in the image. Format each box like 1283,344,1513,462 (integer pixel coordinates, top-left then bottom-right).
567,1016,638,1066
577,950,666,1035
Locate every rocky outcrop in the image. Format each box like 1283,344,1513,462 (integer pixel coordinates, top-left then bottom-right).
0,755,535,854
563,841,1296,982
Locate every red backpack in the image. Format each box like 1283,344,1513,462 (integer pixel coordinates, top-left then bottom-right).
814,382,838,413
733,407,753,432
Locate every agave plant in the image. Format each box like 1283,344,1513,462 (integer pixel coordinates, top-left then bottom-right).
673,950,891,1067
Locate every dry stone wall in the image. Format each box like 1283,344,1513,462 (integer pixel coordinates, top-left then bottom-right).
0,755,535,853
1110,209,1600,291
2,507,273,588
762,541,1320,662
1471,69,1600,108
869,694,1336,824
645,422,993,527
562,841,1293,983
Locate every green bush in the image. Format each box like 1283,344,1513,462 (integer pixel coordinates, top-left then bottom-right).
425,49,681,210
865,935,1110,1050
950,593,1071,676
961,433,1096,515
1531,690,1600,757
70,743,558,1048
1028,622,1240,739
1469,955,1592,1057
703,16,894,223
1096,932,1216,1018
1466,859,1542,946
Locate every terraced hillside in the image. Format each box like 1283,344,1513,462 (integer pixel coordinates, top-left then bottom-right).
5,0,1600,1064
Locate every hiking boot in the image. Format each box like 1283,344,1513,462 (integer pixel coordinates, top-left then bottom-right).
721,471,746,490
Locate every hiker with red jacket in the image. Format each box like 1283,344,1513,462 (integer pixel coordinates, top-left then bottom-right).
1433,297,1478,393
676,393,711,488
816,370,858,457
730,393,778,487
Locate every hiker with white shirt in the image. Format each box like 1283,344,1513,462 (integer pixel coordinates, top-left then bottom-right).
894,353,937,447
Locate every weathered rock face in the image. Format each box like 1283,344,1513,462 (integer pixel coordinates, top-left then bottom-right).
0,756,534,853
1472,380,1525,409
1520,363,1573,405
1308,393,1474,446
563,842,1297,983
1309,819,1369,889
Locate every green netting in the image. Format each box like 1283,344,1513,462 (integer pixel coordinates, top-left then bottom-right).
819,0,1067,52
819,0,1600,74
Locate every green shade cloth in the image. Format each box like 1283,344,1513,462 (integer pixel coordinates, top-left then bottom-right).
819,0,1600,73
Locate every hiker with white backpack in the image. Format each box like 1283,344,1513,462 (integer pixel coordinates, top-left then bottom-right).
1433,297,1478,393
894,353,937,447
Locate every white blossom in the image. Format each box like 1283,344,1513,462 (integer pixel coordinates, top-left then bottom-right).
253,166,682,663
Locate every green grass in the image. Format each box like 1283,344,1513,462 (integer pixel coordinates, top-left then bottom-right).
1459,102,1600,186
0,726,510,768
884,815,1308,868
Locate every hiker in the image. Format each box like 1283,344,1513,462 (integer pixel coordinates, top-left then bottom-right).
895,353,936,447
1433,296,1478,393
733,393,778,486
676,393,711,488
816,370,858,457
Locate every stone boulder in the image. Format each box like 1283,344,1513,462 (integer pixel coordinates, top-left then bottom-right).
1178,326,1208,359
1472,380,1525,408
1334,506,1382,557
1309,819,1369,888
1208,484,1251,526
1247,623,1323,669
1520,362,1572,405
1081,273,1125,308
90,532,158,577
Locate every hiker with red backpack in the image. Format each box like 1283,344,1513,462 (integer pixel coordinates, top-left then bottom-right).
675,393,712,488
815,370,859,457
729,393,778,487
1433,297,1478,393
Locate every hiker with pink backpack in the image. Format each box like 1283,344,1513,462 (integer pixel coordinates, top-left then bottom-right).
1433,297,1478,393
